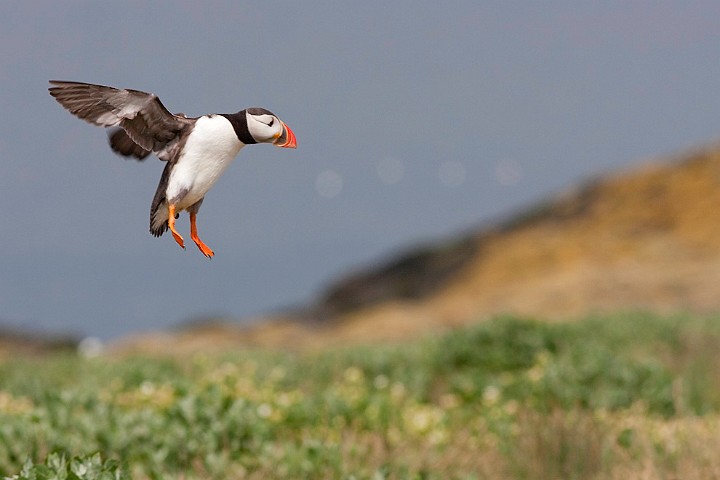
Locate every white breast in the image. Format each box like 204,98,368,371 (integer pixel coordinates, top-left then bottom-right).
166,115,244,209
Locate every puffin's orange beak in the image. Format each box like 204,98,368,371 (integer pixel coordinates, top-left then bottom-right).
274,121,297,149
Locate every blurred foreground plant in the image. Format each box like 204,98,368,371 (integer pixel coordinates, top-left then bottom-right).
4,453,128,480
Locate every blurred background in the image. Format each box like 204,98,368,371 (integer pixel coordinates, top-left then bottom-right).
2,1,720,341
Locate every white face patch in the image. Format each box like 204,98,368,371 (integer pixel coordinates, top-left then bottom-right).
255,114,275,126
246,111,283,143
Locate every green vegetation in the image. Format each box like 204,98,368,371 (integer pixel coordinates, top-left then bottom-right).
7,453,127,480
2,313,720,479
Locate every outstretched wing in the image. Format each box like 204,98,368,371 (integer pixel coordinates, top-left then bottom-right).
48,80,193,160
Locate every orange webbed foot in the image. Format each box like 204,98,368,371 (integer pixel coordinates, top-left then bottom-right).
171,230,186,250
193,239,215,258
190,212,214,259
168,204,186,250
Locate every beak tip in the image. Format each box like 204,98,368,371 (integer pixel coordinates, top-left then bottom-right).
277,123,297,149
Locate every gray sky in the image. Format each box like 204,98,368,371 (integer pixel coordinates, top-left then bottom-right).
2,1,720,339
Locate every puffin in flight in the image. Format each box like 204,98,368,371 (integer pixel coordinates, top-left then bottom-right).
48,80,297,258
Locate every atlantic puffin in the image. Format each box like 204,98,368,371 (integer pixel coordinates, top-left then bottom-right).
48,80,296,258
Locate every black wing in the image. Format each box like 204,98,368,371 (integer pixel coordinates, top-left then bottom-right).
48,80,193,160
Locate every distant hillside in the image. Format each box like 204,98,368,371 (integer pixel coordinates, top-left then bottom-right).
0,326,77,358
111,144,720,354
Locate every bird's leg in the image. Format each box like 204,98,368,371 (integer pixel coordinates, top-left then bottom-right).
167,204,185,250
190,212,214,258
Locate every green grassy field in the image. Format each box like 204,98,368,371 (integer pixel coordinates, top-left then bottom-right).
2,313,720,479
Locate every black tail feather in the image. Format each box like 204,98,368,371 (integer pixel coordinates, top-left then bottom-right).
149,163,172,237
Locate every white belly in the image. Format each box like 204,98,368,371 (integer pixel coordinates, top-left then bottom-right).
166,115,244,209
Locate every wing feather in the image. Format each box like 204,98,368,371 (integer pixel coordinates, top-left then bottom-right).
107,128,152,160
48,80,193,160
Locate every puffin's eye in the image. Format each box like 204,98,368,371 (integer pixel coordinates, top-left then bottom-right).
257,116,274,127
